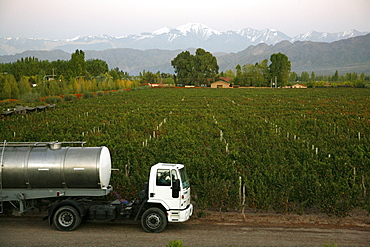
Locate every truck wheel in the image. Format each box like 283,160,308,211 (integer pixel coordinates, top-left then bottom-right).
53,206,81,231
141,208,167,233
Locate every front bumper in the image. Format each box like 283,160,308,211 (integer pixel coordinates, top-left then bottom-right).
168,203,193,222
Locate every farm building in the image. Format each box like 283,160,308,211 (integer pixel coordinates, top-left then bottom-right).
211,77,232,88
292,84,307,88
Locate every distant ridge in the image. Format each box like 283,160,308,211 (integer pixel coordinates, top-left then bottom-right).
0,34,369,75
0,23,368,55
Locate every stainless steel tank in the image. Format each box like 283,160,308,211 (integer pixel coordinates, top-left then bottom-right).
1,144,111,189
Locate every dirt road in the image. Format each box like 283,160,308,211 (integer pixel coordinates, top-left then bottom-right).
1,211,369,246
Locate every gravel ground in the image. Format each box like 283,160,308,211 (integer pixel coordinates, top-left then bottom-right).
0,209,369,246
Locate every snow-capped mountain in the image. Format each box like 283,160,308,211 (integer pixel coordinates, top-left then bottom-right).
237,28,291,44
0,23,368,55
176,23,222,38
66,34,114,42
291,29,365,42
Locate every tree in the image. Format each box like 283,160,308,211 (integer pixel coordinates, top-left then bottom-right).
171,51,194,86
171,48,218,86
239,60,270,87
311,71,315,82
0,75,11,99
69,50,87,78
289,72,297,82
301,71,310,82
256,59,270,87
139,70,159,85
194,48,219,86
332,70,339,82
108,68,120,81
233,64,243,86
360,73,365,82
269,53,291,86
86,59,108,77
19,76,32,96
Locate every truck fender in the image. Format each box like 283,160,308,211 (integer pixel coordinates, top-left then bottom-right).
134,202,167,221
134,199,148,221
47,200,86,225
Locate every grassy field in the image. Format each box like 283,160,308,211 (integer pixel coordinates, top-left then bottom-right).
1,87,369,216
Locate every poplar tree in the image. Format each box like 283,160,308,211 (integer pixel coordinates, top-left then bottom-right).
69,50,87,78
269,53,291,86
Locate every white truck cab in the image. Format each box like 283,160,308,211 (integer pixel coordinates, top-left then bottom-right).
148,163,193,223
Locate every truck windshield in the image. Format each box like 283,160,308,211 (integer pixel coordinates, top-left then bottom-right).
179,167,190,189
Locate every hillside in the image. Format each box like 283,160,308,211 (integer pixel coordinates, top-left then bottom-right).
0,34,369,75
85,49,181,74
0,23,367,55
217,33,370,75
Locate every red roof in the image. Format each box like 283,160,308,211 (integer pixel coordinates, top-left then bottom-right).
219,77,231,83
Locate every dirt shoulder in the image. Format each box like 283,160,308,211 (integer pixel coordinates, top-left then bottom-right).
5,207,370,231
190,208,370,231
1,209,369,247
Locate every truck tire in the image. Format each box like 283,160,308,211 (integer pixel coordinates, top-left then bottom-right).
141,208,167,233
53,206,82,231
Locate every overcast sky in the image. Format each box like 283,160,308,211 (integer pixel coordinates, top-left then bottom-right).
0,0,369,39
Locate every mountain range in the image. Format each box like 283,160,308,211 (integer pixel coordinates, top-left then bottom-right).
0,23,368,55
1,33,369,76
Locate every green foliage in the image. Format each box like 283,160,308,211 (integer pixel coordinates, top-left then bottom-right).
96,91,104,97
86,59,109,77
300,71,310,82
139,70,159,85
0,74,18,99
44,96,62,104
69,50,87,78
166,240,185,247
82,92,95,99
1,88,368,217
0,51,137,100
241,59,270,87
269,53,291,86
19,91,41,103
289,72,298,82
64,94,78,101
171,48,218,86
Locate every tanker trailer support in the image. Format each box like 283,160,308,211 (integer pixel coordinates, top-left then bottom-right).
0,141,193,232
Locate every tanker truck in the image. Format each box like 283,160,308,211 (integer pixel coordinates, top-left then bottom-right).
0,141,193,232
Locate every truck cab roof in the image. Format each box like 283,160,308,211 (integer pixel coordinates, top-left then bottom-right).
152,163,185,169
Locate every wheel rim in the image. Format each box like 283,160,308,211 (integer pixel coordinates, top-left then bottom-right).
58,211,74,227
146,213,161,229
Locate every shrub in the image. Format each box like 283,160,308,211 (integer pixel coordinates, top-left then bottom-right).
166,240,185,247
82,92,95,99
96,91,104,97
20,92,41,103
44,96,62,104
64,94,78,101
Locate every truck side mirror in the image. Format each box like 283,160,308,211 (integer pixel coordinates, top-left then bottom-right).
172,179,180,198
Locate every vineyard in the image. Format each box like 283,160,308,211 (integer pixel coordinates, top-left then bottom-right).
1,88,369,217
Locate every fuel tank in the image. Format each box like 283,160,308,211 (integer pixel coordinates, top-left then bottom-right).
1,143,111,189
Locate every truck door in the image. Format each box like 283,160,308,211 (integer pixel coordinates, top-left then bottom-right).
154,168,181,209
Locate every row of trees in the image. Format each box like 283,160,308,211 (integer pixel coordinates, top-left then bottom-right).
223,65,369,88
220,53,292,87
0,50,138,100
291,71,368,83
1,51,110,81
171,50,292,87
139,70,175,86
1,48,369,101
